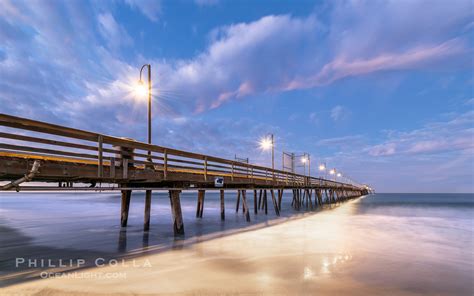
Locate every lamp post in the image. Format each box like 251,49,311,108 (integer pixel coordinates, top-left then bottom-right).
139,64,152,162
329,168,336,181
271,134,274,172
137,64,152,231
318,163,326,179
301,153,310,176
259,134,274,179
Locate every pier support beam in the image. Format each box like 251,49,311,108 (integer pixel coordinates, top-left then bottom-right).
315,189,322,206
308,189,313,210
169,190,184,235
270,189,280,216
144,190,152,231
196,189,205,218
253,190,258,214
278,189,283,211
220,190,225,221
241,190,251,222
291,189,296,208
120,190,131,227
236,190,241,212
263,190,268,215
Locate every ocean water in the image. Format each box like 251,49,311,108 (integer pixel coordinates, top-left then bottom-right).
0,192,473,295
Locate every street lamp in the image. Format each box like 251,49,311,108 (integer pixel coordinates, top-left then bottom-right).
300,153,310,176
138,64,152,162
329,168,336,181
259,134,274,179
318,163,326,179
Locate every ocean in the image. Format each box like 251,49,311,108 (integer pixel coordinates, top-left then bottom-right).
0,192,473,295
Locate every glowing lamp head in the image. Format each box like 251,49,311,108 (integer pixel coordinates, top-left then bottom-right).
134,80,147,99
259,137,273,151
337,173,342,177
329,169,336,175
301,157,308,164
318,164,326,171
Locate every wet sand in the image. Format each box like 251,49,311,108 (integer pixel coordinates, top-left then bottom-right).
2,196,472,295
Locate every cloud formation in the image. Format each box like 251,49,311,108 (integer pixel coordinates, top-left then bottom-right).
0,0,472,192
124,0,161,22
151,0,472,112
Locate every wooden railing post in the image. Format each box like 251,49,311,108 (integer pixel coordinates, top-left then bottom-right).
97,135,103,178
163,149,168,180
231,163,234,181
204,156,208,181
110,157,115,178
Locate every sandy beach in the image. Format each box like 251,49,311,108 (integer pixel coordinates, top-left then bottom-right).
2,195,472,296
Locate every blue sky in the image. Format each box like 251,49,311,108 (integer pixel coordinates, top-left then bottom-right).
0,0,473,192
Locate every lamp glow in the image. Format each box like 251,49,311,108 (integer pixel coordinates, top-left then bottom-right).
259,137,273,150
329,169,336,175
134,80,147,99
319,164,326,171
337,173,342,177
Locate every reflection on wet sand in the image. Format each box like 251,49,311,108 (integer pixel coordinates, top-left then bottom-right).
3,196,473,296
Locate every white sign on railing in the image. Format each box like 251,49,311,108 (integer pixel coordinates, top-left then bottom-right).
214,176,224,187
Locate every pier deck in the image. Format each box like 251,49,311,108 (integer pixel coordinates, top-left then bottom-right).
0,114,368,235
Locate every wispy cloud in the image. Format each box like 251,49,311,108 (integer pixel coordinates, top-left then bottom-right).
98,12,133,50
365,110,474,157
330,105,350,121
316,135,365,146
124,0,161,22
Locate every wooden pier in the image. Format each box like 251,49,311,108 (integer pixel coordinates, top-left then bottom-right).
0,114,369,235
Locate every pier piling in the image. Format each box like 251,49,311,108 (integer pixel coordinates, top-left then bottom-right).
196,189,205,218
169,190,184,235
220,190,225,221
253,190,258,214
120,189,131,227
144,190,152,231
241,190,251,222
236,190,241,212
270,189,280,216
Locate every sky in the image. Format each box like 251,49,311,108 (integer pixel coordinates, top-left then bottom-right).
0,0,473,193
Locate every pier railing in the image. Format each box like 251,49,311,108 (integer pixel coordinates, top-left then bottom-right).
0,113,360,190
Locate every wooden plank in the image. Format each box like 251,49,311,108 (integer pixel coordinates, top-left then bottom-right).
0,132,100,151
0,143,99,160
